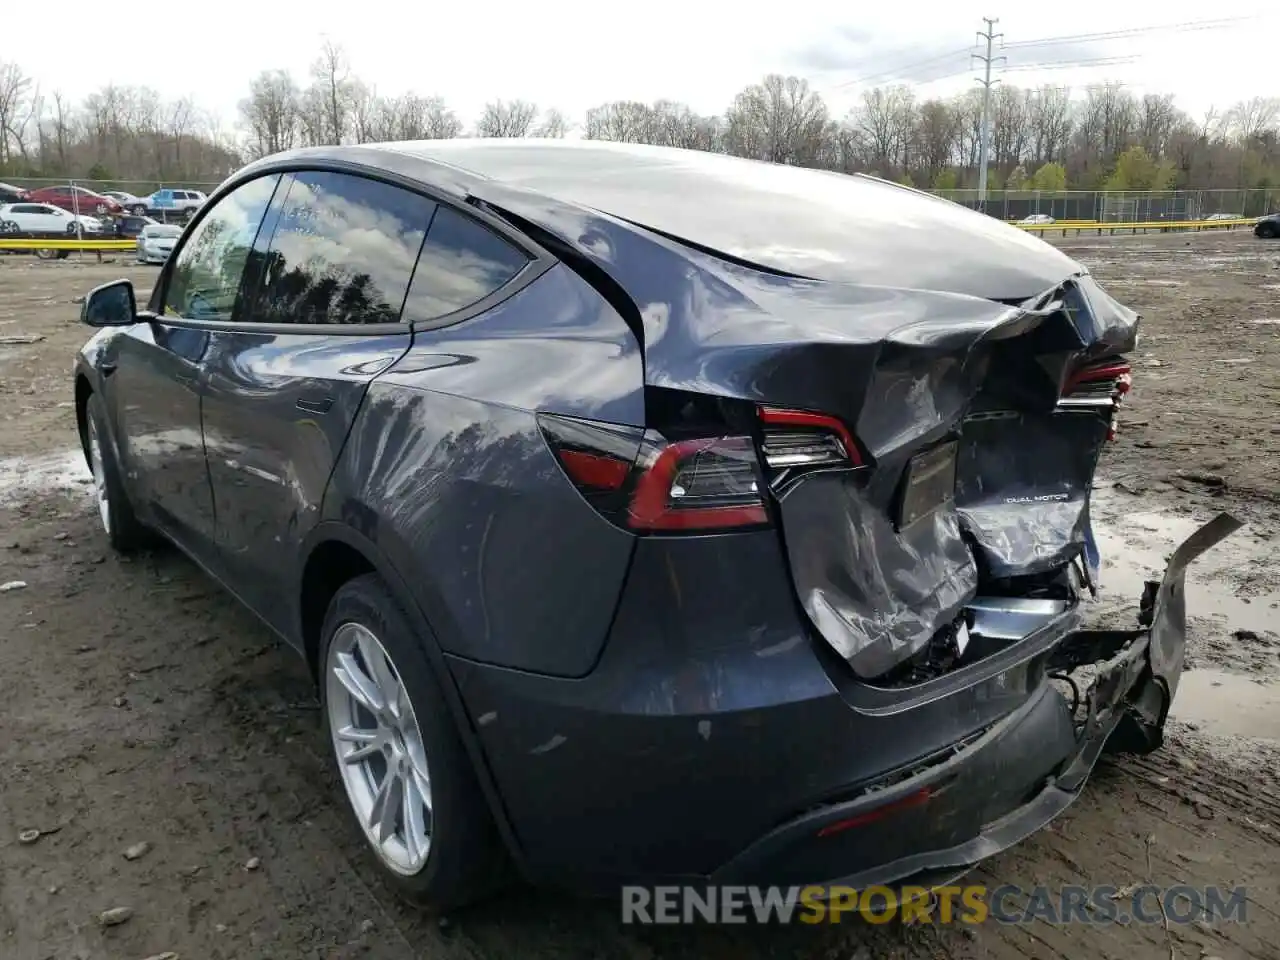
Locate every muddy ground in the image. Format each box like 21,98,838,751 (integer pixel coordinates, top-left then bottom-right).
0,232,1277,960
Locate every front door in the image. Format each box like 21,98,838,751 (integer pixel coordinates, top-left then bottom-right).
107,322,212,555
134,171,285,560
198,170,436,635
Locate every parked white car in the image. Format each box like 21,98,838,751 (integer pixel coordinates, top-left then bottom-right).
1019,213,1056,225
143,188,207,215
135,222,183,264
1203,212,1239,221
0,202,102,235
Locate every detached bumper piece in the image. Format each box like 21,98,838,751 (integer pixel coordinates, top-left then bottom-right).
713,513,1241,890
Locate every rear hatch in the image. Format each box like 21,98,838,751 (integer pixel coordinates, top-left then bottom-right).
739,273,1137,679
467,169,1139,683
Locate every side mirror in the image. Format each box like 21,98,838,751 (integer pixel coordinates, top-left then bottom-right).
81,279,137,328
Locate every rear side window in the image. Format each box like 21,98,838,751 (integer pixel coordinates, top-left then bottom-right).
402,205,530,322
249,171,435,326
162,174,281,322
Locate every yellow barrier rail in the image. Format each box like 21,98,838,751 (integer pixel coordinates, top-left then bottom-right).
0,238,136,250
1018,218,1256,234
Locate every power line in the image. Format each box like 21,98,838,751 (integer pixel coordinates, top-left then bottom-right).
923,54,1140,86
1002,56,1139,73
824,13,1259,95
1002,15,1257,50
827,47,973,91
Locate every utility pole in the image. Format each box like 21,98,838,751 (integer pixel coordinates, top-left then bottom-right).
973,17,1005,211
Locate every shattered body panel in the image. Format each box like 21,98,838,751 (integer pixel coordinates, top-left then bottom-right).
455,175,1141,678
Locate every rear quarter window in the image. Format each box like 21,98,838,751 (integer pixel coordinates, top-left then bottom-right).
401,205,530,323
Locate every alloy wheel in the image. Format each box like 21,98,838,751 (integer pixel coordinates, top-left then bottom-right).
326,622,433,875
87,416,111,535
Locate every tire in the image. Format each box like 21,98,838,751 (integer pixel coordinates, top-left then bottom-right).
0,220,17,233
1257,222,1278,239
84,392,152,552
319,574,510,912
67,223,80,234
131,204,146,216
34,248,59,260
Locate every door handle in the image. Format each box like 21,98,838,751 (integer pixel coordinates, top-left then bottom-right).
296,395,334,414
174,372,197,388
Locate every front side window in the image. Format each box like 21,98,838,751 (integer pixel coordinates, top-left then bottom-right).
401,205,530,322
249,171,435,326
162,174,280,323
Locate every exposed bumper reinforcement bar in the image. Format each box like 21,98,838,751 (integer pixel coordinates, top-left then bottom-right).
711,512,1241,891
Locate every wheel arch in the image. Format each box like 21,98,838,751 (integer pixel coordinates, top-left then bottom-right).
295,521,529,872
74,371,95,459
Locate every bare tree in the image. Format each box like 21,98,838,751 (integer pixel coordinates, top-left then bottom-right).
990,86,1030,170
14,46,1280,201
474,99,538,137
855,85,915,174
914,100,960,185
1137,93,1180,157
1227,97,1280,143
585,101,655,142
1026,86,1073,166
954,89,985,175
0,60,37,169
725,75,830,166
238,70,300,158
534,108,569,138
310,41,352,145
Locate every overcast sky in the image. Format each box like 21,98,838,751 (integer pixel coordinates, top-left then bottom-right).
15,3,1277,131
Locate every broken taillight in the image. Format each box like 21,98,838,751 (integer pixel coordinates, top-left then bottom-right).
758,405,866,491
537,413,770,533
1060,358,1133,441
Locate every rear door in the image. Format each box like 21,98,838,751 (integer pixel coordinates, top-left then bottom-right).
7,204,44,232
198,169,435,635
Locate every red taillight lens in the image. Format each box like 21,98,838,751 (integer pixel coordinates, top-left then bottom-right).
629,436,767,530
557,448,630,490
537,414,769,534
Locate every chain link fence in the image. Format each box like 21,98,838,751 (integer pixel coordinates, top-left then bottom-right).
2,177,224,195
934,188,1280,222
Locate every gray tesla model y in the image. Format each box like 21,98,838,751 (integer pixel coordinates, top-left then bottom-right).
74,139,1237,911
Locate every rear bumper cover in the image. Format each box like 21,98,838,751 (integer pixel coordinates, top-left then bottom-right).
712,513,1242,889
449,514,1239,893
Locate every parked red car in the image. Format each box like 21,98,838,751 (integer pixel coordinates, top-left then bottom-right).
27,185,123,215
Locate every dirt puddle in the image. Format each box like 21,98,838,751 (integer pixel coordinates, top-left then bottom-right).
1090,486,1278,639
1171,668,1280,741
0,448,92,505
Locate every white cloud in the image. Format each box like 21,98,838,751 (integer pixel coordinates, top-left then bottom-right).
14,1,1277,130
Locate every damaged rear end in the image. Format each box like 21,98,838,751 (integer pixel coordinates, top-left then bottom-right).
464,164,1238,886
